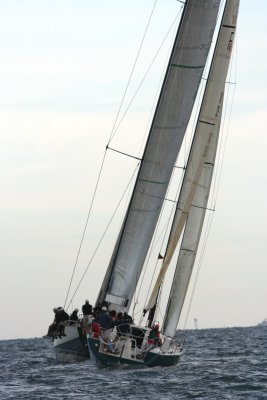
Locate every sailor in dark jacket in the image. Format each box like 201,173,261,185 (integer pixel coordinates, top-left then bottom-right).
82,300,92,315
114,312,130,337
56,307,69,337
82,300,92,329
98,307,112,330
69,308,79,324
45,307,59,338
56,308,69,322
98,307,113,350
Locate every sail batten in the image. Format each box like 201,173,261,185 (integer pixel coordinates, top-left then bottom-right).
96,0,221,311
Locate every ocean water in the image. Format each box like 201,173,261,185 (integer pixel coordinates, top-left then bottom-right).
0,326,266,400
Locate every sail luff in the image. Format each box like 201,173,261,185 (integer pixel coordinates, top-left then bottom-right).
162,0,240,337
96,0,220,311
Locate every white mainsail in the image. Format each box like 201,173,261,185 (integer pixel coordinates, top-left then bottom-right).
96,0,220,311
162,0,240,338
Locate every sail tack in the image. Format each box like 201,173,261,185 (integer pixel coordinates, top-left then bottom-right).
97,0,220,311
162,0,240,338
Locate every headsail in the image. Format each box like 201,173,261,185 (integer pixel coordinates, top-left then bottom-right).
162,0,240,338
145,0,240,314
96,0,220,311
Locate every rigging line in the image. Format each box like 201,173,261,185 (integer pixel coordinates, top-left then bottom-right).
136,194,174,319
182,133,228,325
181,1,234,331
201,77,235,85
63,148,108,309
134,21,184,290
157,304,165,324
139,191,180,204
184,83,237,328
136,18,176,161
99,15,182,298
138,190,216,212
183,207,215,330
182,201,214,329
216,83,232,198
183,0,225,165
137,165,184,318
132,274,140,321
109,10,183,143
182,108,231,329
134,306,147,319
65,163,140,311
135,164,178,297
183,47,209,169
151,283,163,324
107,0,158,146
206,55,235,208
210,16,237,208
214,41,237,206
212,69,236,208
134,8,187,314
137,223,169,325
191,204,215,212
110,13,182,295
183,0,226,162
64,2,162,308
107,146,141,161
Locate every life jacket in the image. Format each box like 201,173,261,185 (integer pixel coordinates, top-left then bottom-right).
148,329,161,345
92,322,101,338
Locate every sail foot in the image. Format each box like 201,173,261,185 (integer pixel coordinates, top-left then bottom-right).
105,293,128,308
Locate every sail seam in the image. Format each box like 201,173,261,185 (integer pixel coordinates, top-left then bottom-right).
154,126,179,130
139,178,168,185
181,248,195,254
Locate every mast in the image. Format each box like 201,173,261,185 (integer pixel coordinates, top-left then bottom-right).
96,0,220,312
162,0,240,338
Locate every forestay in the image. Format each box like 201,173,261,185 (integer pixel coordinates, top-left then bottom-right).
97,0,220,311
162,0,240,338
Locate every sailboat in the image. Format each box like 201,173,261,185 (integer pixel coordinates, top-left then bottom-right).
85,0,239,368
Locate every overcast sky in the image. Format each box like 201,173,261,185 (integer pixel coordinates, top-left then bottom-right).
0,0,266,340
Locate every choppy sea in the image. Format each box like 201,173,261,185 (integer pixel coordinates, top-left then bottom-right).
0,326,266,399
